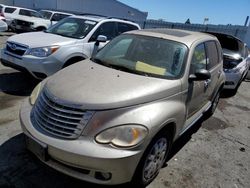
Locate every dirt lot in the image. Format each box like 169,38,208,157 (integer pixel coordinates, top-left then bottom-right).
0,32,249,188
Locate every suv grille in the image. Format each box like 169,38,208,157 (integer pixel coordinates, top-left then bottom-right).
31,89,93,139
6,42,28,56
15,19,33,27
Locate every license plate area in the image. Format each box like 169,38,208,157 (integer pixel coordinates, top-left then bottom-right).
25,135,49,161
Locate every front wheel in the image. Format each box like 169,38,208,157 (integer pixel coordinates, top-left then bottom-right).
132,132,172,187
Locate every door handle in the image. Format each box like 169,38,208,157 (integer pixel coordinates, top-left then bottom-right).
218,70,222,78
204,79,211,88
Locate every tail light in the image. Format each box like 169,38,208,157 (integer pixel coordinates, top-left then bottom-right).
0,12,5,17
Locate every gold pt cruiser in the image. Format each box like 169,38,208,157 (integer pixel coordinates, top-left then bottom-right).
20,29,225,187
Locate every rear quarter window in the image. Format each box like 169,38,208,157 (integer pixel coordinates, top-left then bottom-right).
117,23,138,35
205,41,219,70
4,7,16,13
51,13,70,22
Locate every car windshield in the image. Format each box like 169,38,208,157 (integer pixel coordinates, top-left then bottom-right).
45,17,97,39
39,10,52,20
93,34,188,79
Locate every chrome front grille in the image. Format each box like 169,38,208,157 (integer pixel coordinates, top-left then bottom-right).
6,42,28,56
31,89,93,139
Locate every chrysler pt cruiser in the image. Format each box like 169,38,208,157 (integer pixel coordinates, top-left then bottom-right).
20,29,225,187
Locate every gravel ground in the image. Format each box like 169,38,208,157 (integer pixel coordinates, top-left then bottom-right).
0,32,249,188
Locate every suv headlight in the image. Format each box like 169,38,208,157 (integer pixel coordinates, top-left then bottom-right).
26,46,59,57
95,125,148,148
29,82,42,105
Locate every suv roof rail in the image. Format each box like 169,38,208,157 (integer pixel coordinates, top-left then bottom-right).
78,13,107,18
107,16,135,23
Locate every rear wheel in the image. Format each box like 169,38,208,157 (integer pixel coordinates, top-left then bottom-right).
131,131,172,187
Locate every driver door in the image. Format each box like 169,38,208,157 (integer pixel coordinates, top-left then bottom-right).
187,43,210,119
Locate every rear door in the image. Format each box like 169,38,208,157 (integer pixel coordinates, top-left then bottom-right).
187,40,221,119
204,40,222,100
187,43,208,118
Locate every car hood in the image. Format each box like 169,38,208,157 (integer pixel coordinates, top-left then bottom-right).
8,32,77,48
44,59,181,110
223,49,243,69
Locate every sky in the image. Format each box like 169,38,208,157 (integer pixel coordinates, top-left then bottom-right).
119,0,250,26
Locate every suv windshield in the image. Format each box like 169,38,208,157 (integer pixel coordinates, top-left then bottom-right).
39,10,52,20
46,17,97,39
94,34,187,79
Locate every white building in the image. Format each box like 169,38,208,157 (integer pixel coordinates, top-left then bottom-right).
0,0,148,22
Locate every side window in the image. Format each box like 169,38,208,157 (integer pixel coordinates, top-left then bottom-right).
19,9,31,16
30,11,41,18
4,7,16,13
205,41,219,70
190,43,207,74
51,13,60,22
89,22,116,42
51,13,69,22
117,23,138,35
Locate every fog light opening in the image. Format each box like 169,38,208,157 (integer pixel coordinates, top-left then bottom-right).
95,171,112,181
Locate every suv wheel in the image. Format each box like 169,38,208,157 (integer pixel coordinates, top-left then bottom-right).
132,131,172,187
36,27,46,31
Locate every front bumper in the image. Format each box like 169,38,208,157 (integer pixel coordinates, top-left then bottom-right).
223,72,242,89
19,98,143,185
1,49,62,79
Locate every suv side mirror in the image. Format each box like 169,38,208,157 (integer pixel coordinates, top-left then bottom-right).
95,35,107,46
92,35,107,57
189,69,211,81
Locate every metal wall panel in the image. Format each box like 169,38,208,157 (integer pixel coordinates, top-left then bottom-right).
0,0,13,5
56,0,147,22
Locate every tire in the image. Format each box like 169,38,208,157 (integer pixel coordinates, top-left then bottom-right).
131,131,172,187
63,57,85,68
36,27,46,31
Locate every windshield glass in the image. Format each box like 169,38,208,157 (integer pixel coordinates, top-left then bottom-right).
39,10,52,20
94,34,187,79
46,17,97,39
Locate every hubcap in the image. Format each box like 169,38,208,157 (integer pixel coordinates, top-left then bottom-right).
143,138,167,181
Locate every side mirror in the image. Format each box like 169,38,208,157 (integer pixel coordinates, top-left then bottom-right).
95,35,107,46
189,69,211,81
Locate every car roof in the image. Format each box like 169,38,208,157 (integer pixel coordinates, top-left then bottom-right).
39,9,73,15
127,28,217,48
70,15,140,27
1,5,38,12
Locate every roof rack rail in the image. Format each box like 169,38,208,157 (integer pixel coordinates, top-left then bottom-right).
78,13,107,18
107,16,135,23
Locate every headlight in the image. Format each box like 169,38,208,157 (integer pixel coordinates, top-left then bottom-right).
25,46,59,57
95,125,148,148
29,82,42,105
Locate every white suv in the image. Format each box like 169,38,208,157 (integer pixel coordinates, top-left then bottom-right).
0,4,49,31
39,10,73,25
0,15,140,79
